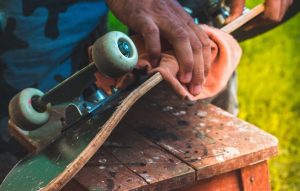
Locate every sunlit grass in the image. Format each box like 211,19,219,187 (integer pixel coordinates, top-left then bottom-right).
238,12,300,191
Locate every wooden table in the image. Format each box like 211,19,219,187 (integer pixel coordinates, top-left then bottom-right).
63,83,278,191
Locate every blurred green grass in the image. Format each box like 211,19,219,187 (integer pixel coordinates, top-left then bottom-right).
238,1,300,190
108,3,300,190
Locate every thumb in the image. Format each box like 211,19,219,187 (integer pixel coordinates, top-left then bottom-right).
225,0,245,24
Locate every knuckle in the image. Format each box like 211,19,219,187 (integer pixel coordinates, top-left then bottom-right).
143,25,159,36
186,18,195,26
202,40,211,49
182,59,194,71
200,34,211,48
173,27,188,40
191,41,202,52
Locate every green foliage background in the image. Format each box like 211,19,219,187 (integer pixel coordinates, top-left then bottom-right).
108,2,300,190
238,2,300,191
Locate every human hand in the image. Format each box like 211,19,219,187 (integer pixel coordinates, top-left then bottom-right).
106,0,211,95
225,0,293,23
264,0,293,22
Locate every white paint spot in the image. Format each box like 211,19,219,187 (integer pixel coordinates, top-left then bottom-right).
197,111,207,117
215,107,233,117
98,158,107,164
209,118,220,123
146,158,154,163
226,121,236,127
213,147,240,163
223,147,240,157
215,155,225,162
172,110,186,116
141,173,155,182
199,122,205,127
162,106,174,112
162,143,180,154
249,136,256,143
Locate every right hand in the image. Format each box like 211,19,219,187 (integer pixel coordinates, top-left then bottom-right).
106,0,212,96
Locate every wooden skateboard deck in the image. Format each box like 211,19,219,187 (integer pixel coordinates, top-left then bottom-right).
0,5,264,191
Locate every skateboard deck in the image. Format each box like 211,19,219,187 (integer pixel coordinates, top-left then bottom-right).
0,5,264,191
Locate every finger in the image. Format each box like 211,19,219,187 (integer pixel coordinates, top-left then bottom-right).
190,23,211,77
140,18,161,67
173,27,194,84
161,23,194,84
279,0,292,20
225,0,245,24
264,0,282,22
189,40,204,95
159,0,198,83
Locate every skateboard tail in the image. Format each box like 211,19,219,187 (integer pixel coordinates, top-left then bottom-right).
0,73,163,191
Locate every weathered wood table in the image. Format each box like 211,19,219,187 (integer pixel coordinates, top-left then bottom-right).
63,83,278,191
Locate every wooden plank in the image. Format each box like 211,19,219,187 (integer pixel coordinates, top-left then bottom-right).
123,83,278,180
104,128,196,191
182,170,242,191
1,73,164,191
73,149,148,191
240,161,270,191
62,180,86,191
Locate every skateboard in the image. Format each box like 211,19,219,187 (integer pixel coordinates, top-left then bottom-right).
0,4,264,191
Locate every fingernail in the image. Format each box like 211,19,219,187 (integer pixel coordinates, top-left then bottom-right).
181,72,192,83
192,85,202,95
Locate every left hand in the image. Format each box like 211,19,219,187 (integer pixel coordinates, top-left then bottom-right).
225,0,293,24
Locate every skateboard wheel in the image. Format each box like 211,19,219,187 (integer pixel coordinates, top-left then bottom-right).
92,31,138,78
9,88,50,131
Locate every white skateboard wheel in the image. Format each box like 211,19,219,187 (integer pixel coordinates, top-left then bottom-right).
9,88,50,131
92,31,138,78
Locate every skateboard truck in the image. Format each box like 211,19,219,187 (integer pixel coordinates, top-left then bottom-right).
179,0,250,28
8,31,138,131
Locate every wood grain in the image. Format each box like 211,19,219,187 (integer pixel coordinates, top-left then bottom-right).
241,161,271,191
104,129,195,190
74,149,148,191
182,170,243,191
6,4,266,191
123,83,278,180
42,73,163,191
